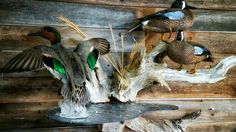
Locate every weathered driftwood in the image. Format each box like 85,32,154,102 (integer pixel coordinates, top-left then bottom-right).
77,41,236,103
102,122,125,132
110,41,236,102
163,56,236,83
102,111,201,132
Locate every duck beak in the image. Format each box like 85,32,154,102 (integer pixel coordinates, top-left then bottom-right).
187,5,197,9
205,56,214,63
27,32,40,36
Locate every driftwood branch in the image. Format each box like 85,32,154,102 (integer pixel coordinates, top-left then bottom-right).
58,41,236,117
125,111,201,132
162,56,236,83
110,41,236,102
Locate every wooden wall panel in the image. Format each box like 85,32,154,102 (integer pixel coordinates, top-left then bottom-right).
0,100,235,130
0,25,236,100
42,0,236,9
137,77,236,99
0,26,144,51
0,110,98,130
1,26,235,77
0,0,236,31
1,67,235,104
140,100,236,131
0,77,61,103
1,26,236,53
0,0,236,131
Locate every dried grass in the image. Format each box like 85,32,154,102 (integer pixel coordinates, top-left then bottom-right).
58,16,147,91
58,16,88,39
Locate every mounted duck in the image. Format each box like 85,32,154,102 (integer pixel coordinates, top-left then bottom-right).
0,26,110,107
167,30,213,74
122,0,195,40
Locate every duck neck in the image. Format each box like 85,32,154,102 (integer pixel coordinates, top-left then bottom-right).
48,31,61,45
176,30,184,42
171,0,186,9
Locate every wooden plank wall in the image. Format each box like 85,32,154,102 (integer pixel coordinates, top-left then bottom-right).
0,0,236,131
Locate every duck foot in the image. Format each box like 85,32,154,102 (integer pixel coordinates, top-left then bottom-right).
167,27,173,40
187,69,196,74
178,64,183,71
187,64,197,74
205,65,212,69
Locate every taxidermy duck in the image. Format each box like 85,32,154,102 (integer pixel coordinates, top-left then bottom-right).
167,30,213,74
0,26,110,107
123,0,195,40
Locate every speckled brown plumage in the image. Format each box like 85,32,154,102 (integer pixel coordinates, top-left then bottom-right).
122,0,195,40
167,30,213,74
167,41,207,65
142,9,194,33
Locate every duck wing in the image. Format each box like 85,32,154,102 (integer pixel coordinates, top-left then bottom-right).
74,38,110,81
192,44,212,56
87,38,110,55
0,45,60,73
142,9,185,22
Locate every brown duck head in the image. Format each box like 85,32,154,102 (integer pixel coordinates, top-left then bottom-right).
28,26,61,45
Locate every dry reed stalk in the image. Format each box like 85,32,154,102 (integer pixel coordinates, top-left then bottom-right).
127,35,147,70
109,25,122,71
58,16,88,39
120,35,125,76
103,55,122,76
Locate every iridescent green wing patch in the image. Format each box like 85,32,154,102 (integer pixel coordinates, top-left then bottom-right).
52,58,65,75
43,56,65,75
87,49,99,71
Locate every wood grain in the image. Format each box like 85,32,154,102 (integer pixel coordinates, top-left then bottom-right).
137,76,236,99
187,122,236,132
0,0,236,130
146,31,236,54
41,0,236,9
0,0,236,31
1,26,235,53
0,77,62,103
0,74,235,104
0,26,236,71
0,110,98,130
140,100,236,132
1,52,235,76
1,26,235,100
0,25,144,51
0,100,235,130
0,102,57,114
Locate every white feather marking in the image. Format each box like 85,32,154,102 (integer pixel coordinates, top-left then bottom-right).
182,1,186,9
142,20,149,26
90,47,94,52
43,63,62,80
180,31,184,41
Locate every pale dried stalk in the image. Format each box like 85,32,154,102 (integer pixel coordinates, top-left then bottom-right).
127,36,146,69
104,55,122,76
121,35,124,76
109,25,122,71
109,24,117,53
58,16,88,39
